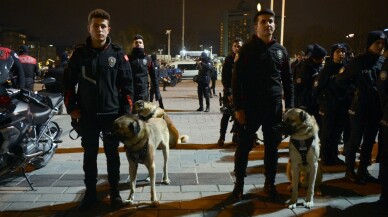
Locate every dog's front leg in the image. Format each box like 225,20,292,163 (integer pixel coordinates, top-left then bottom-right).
149,162,160,207
126,160,138,205
288,164,299,209
304,161,318,209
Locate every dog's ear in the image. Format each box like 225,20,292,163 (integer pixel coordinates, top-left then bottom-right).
128,120,141,135
299,110,307,122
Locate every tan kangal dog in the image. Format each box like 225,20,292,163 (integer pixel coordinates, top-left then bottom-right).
133,100,189,148
112,115,170,207
279,108,322,209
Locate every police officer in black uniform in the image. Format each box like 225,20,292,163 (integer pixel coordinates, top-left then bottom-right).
231,9,293,200
128,34,160,103
377,30,388,205
314,43,348,166
64,9,134,211
196,52,212,112
217,37,243,146
18,45,40,90
149,53,164,108
0,45,25,88
337,30,386,184
294,44,326,116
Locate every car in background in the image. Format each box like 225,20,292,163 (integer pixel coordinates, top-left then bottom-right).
170,61,198,79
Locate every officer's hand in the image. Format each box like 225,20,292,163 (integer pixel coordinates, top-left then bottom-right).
235,110,246,124
70,109,81,119
227,95,233,103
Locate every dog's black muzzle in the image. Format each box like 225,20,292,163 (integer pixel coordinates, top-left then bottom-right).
274,121,297,136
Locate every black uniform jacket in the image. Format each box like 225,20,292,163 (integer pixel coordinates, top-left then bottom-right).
314,58,347,104
337,52,384,113
221,54,235,96
232,35,294,110
377,58,388,120
64,37,134,115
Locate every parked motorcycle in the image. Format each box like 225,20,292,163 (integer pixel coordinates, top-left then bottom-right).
0,55,62,190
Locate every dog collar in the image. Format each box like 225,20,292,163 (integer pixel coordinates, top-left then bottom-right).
139,109,156,121
128,139,148,164
291,137,314,165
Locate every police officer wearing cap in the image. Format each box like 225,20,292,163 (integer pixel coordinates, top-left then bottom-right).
128,34,160,103
294,44,326,116
376,29,388,205
18,45,40,90
64,9,134,211
337,30,386,184
314,43,349,166
231,9,293,200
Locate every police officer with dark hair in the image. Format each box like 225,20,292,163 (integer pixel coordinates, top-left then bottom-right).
18,45,40,90
314,43,348,165
64,8,134,211
217,37,243,146
377,29,388,206
128,34,160,102
231,9,293,200
196,51,212,112
338,30,386,184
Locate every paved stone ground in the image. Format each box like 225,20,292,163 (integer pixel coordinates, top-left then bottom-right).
0,80,387,217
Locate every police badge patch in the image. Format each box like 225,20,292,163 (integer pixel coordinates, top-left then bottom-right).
276,50,283,60
142,59,147,66
381,71,387,81
313,80,318,87
339,67,345,74
108,57,116,67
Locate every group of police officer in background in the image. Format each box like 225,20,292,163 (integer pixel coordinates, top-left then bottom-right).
219,12,387,203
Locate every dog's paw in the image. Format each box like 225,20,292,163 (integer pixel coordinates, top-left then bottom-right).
304,201,314,209
287,202,297,209
125,199,134,205
162,178,171,185
151,200,160,207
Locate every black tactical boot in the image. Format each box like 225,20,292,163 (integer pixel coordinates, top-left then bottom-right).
196,107,204,111
110,189,125,209
232,181,244,201
205,107,210,112
217,135,225,147
78,187,97,212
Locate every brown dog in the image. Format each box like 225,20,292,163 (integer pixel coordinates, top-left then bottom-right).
112,114,170,207
280,108,322,209
133,100,189,148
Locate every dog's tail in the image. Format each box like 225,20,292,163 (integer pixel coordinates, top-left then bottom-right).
178,135,189,144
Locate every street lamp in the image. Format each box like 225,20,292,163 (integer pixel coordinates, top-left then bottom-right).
165,30,172,57
199,45,203,51
209,46,213,59
158,49,163,55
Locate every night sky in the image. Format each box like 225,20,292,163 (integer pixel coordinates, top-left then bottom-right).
1,0,387,55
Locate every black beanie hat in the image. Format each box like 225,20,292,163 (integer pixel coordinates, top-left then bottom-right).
305,44,314,57
330,43,346,57
366,31,386,49
311,44,327,59
18,45,29,54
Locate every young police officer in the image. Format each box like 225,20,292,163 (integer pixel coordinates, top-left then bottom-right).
64,9,134,211
231,9,293,200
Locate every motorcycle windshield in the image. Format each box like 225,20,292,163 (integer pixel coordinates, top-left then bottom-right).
0,56,14,84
